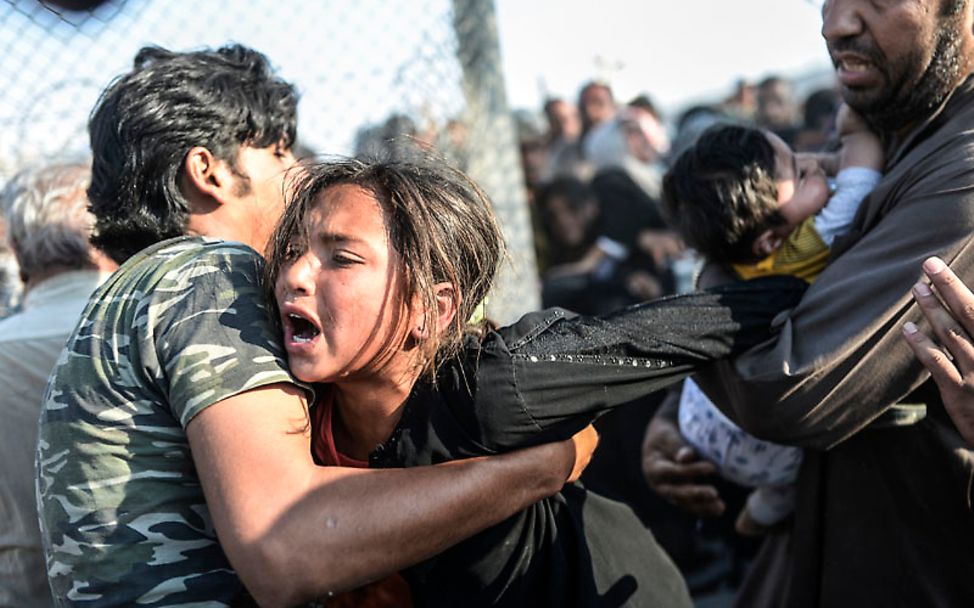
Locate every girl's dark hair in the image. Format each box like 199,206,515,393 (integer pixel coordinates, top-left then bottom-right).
662,124,783,264
264,158,505,380
87,44,298,263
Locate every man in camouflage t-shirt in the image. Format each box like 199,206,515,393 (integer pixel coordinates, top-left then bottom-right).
36,44,586,607
38,237,294,604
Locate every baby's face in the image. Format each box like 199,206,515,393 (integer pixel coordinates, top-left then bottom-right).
766,132,830,221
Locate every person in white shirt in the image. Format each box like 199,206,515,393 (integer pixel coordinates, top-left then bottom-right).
0,162,116,607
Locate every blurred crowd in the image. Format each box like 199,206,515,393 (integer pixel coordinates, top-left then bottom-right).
515,76,841,315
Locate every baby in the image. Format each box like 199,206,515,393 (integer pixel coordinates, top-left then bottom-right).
662,105,883,534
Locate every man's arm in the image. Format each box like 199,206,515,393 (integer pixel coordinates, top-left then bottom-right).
187,383,593,608
695,146,974,449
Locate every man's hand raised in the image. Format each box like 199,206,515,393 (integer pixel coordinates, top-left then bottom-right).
903,256,974,447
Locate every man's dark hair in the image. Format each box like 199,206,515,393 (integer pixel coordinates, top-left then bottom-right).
628,94,661,120
662,124,783,264
577,80,614,135
87,44,298,263
542,96,564,117
757,75,788,91
537,176,595,212
535,177,599,265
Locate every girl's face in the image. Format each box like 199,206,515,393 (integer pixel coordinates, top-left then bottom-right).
275,184,411,384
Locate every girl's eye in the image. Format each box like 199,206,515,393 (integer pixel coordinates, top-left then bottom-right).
333,254,358,267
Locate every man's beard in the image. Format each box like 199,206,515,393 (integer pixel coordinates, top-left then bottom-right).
833,12,966,134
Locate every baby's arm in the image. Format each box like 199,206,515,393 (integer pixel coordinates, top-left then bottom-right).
837,104,883,172
815,105,884,245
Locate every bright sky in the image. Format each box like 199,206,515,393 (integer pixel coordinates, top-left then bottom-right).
495,0,834,115
0,0,835,173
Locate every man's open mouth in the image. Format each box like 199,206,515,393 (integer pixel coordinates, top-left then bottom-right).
838,57,871,73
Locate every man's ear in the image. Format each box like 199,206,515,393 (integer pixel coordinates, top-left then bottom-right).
182,146,237,206
411,282,459,340
752,229,783,259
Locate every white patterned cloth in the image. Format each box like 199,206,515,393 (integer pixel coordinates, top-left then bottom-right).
678,378,803,525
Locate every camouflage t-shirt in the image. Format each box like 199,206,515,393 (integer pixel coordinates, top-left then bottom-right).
36,237,302,607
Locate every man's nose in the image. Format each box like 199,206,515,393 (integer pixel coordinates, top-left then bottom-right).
821,0,863,43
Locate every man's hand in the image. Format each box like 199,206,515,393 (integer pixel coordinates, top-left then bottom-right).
641,414,725,517
625,270,663,301
566,424,599,483
637,229,684,269
903,256,974,447
518,424,598,488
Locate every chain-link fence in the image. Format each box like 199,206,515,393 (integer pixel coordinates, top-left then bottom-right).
0,0,539,321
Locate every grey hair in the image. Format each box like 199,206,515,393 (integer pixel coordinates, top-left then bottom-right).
1,162,95,280
0,215,21,316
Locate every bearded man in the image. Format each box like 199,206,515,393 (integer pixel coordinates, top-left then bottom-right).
644,1,974,605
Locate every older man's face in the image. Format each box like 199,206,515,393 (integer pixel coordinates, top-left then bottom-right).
822,0,970,132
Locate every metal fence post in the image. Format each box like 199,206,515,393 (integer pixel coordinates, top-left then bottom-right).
452,0,540,324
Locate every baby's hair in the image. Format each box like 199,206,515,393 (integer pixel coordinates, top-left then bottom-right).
662,124,785,264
